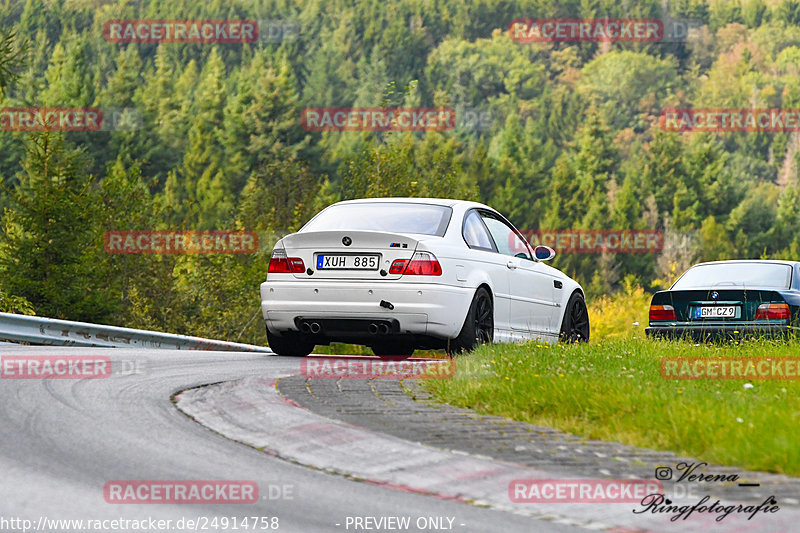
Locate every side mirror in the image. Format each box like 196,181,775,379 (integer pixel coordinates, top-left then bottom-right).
533,245,556,261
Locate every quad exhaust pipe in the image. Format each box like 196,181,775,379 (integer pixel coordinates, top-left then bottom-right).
298,319,395,336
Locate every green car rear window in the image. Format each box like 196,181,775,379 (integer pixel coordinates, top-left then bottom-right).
672,263,792,290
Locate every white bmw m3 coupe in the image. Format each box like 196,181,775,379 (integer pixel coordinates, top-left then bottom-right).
260,198,588,357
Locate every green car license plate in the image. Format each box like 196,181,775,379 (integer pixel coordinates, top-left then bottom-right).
694,306,739,318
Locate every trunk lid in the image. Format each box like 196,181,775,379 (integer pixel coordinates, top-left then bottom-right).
280,230,420,280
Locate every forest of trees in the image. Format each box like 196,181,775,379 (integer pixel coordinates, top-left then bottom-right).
1,0,800,344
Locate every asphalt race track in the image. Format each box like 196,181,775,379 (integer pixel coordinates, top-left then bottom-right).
0,346,587,533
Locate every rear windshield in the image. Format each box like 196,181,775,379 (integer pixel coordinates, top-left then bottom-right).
672,263,793,290
301,202,452,236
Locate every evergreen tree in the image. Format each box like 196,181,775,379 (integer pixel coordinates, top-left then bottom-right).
641,130,687,222
541,108,619,288
0,29,25,98
222,50,309,194
162,50,230,228
341,132,477,201
133,46,184,185
0,133,111,320
488,113,556,229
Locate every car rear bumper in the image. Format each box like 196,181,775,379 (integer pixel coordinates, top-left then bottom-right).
260,280,473,340
646,323,796,339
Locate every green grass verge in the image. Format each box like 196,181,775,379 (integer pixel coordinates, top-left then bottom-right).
422,337,800,476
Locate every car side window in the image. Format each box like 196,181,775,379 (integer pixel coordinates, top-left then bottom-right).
462,211,495,251
480,214,532,260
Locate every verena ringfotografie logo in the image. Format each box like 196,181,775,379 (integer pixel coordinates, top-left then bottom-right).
637,463,780,523
103,20,258,43
513,230,663,254
103,481,258,504
301,108,455,132
104,231,258,254
1,356,112,379
661,108,800,132
301,357,455,379
510,18,663,42
661,357,800,380
509,479,663,503
0,108,141,132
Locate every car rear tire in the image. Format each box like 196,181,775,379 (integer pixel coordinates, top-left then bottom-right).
559,292,590,343
371,342,415,358
446,287,493,356
266,327,315,357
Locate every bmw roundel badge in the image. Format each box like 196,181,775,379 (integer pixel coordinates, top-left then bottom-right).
342,236,352,246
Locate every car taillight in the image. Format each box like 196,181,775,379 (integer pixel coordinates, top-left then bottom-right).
389,252,442,276
389,259,408,274
755,303,790,320
268,249,305,273
649,304,676,322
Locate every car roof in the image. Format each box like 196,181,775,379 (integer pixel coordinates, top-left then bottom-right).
332,197,492,210
691,260,800,267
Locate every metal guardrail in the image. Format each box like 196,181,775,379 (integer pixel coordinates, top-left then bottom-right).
0,312,272,353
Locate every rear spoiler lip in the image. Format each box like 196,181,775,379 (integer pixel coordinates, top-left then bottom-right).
280,230,423,252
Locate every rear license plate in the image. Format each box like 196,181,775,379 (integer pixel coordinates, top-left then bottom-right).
695,306,738,318
316,254,379,270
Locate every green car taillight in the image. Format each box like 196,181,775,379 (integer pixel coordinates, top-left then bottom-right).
754,303,790,320
649,304,676,322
